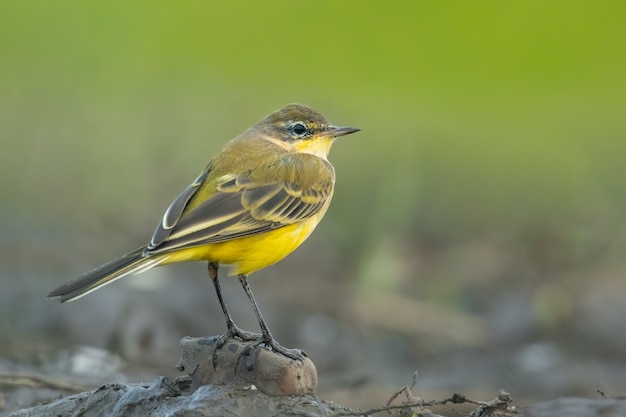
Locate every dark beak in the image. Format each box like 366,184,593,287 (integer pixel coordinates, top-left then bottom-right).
327,126,360,137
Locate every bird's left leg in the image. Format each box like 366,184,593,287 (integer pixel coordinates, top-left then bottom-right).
238,273,306,361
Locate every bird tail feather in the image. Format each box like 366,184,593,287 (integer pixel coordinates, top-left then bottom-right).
47,247,165,303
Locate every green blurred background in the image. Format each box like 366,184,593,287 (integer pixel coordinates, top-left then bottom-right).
2,0,626,412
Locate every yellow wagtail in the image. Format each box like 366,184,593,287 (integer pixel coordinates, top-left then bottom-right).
48,103,359,359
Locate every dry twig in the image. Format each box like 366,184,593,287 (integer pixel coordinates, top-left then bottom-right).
330,371,516,417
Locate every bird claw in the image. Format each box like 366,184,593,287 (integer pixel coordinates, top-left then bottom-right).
216,324,261,348
214,321,306,362
255,336,307,361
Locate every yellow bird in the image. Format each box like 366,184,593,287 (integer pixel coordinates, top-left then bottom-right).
48,103,359,359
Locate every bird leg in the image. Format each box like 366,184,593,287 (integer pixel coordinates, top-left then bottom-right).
208,262,258,346
238,273,307,361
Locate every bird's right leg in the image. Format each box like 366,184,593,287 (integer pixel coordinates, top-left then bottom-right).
208,262,258,346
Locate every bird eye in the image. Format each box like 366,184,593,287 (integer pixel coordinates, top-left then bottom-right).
289,122,309,137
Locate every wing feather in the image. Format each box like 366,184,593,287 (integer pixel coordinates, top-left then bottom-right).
149,170,210,248
147,155,334,255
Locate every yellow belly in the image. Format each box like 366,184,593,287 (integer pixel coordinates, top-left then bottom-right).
160,216,322,275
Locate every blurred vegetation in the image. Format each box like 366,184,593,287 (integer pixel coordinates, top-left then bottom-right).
1,0,626,408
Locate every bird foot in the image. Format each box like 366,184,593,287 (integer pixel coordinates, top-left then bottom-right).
255,336,307,362
216,324,261,348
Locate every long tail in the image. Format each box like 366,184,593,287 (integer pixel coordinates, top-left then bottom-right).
47,246,166,303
